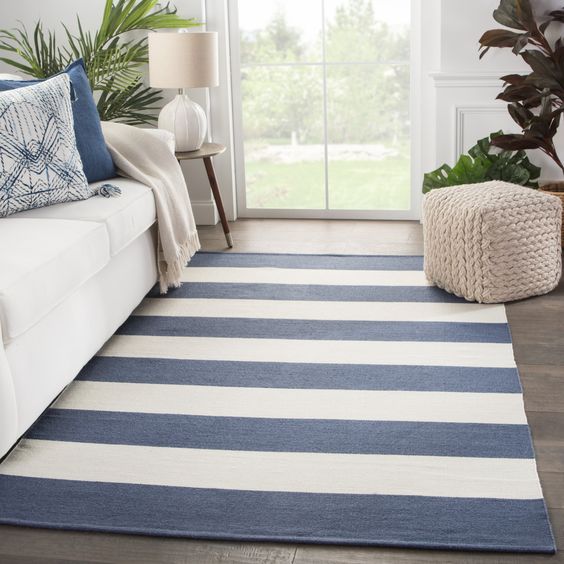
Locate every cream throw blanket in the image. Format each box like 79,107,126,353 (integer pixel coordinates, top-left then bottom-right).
101,122,200,293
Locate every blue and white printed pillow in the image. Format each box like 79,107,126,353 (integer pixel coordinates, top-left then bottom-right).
0,73,91,217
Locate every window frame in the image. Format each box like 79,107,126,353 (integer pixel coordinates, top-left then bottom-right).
228,0,422,220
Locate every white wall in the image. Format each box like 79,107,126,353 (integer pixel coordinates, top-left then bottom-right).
440,0,525,72
441,0,558,72
0,0,235,225
0,1,105,36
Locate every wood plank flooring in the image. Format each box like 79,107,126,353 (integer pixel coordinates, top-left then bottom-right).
0,219,562,564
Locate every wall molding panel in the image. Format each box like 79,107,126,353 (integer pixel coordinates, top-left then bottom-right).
430,71,519,89
454,105,510,158
430,67,562,181
431,71,517,168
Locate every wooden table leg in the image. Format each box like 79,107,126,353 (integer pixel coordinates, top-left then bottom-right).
203,156,233,248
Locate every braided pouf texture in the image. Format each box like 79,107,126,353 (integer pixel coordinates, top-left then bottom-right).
423,181,562,303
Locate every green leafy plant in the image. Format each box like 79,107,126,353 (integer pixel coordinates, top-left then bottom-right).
479,0,564,174
422,131,541,193
0,0,199,125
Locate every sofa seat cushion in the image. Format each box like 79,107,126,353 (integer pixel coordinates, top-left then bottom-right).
0,218,110,342
13,178,156,256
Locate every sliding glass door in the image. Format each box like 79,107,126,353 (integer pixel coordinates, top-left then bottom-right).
230,0,417,218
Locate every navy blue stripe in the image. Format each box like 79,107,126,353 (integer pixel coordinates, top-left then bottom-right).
0,476,554,552
79,357,522,393
149,282,466,303
117,316,511,343
190,252,424,270
29,410,535,459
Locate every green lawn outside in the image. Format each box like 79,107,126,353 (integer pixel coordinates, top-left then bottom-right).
245,155,411,210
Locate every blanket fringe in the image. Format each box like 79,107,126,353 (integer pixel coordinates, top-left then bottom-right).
158,231,201,294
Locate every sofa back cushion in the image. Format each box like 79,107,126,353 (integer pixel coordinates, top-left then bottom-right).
0,60,116,183
0,74,91,217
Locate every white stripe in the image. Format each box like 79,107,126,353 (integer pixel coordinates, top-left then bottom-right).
0,439,542,499
181,267,431,286
99,335,517,369
134,298,507,324
55,381,527,425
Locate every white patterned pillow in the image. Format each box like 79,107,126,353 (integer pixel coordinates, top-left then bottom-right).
0,74,91,217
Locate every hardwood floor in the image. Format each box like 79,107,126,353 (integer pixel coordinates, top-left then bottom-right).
0,219,562,564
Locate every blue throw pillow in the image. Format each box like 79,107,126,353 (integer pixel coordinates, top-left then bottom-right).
0,74,91,216
0,60,116,183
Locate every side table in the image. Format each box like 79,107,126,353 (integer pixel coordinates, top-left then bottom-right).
176,143,233,248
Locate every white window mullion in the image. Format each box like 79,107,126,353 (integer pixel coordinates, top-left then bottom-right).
321,0,330,211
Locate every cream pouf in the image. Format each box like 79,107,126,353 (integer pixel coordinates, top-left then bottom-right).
423,181,562,303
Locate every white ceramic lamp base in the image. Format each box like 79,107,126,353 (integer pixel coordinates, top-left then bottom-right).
158,94,207,152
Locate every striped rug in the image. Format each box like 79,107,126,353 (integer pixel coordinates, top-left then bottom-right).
0,253,555,553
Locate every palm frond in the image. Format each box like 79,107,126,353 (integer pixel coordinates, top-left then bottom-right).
89,39,147,92
0,22,65,77
98,80,163,125
0,1,199,124
94,0,198,51
61,19,95,67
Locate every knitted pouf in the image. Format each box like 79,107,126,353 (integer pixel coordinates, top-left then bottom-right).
423,181,562,303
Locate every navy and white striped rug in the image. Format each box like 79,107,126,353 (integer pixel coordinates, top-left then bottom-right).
0,253,556,553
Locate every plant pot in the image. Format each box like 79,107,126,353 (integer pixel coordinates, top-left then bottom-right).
540,182,564,247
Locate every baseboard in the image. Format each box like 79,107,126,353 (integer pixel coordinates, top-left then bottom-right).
192,199,219,226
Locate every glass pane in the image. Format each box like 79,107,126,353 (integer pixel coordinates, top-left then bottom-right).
241,66,326,209
325,0,410,63
326,64,410,210
239,0,322,64
236,0,412,214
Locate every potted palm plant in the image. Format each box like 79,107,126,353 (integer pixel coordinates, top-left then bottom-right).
479,0,564,242
0,0,199,125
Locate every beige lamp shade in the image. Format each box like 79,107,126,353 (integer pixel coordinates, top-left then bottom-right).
148,31,219,89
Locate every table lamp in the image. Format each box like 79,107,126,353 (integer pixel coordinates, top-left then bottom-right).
148,31,219,152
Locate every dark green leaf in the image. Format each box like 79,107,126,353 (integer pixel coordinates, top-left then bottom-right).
491,133,541,150
493,0,528,30
479,29,526,49
521,50,558,79
507,102,534,128
497,84,543,107
516,0,535,30
423,131,541,193
500,73,527,84
513,32,531,54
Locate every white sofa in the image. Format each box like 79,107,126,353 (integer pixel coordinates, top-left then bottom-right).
0,177,159,458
